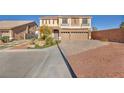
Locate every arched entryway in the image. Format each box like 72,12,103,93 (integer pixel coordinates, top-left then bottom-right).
53,29,59,40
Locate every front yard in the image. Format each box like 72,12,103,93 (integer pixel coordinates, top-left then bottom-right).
0,40,30,50
0,26,61,50
67,42,124,77
26,25,61,49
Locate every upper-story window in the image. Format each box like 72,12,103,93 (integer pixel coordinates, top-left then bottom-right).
71,18,79,26
62,18,68,24
82,18,88,25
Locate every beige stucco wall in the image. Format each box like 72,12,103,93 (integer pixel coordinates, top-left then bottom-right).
12,22,37,40
1,31,10,37
0,22,37,40
40,19,58,27
40,17,92,29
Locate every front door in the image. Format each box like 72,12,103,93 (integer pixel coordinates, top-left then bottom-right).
53,29,59,40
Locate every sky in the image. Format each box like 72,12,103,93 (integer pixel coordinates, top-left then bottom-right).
0,15,123,30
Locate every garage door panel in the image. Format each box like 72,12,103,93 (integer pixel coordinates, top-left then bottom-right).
61,32,89,41
61,33,70,41
70,32,88,40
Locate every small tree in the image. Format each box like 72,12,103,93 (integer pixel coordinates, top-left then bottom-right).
39,25,52,40
39,25,55,47
120,22,124,28
92,27,98,31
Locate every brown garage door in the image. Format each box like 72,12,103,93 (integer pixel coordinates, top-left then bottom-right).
61,32,89,41
61,32,70,41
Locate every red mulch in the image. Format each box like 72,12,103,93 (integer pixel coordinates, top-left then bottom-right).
67,43,124,78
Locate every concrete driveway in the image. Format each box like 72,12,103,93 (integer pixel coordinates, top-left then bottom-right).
0,46,71,78
0,40,109,78
60,40,109,56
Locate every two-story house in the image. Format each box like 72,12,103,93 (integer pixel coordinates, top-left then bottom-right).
40,15,92,41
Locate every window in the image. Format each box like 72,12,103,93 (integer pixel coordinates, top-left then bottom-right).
82,18,88,24
71,18,79,26
62,18,68,24
74,19,77,24
49,20,50,24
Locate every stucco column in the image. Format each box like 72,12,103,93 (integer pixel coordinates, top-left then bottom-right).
88,18,92,27
26,26,29,33
68,18,71,26
25,26,29,40
24,33,26,40
88,28,91,39
59,28,61,40
58,18,62,27
40,20,42,26
9,29,13,40
79,18,82,27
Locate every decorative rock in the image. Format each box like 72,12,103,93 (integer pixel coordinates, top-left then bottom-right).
27,45,35,48
39,41,45,46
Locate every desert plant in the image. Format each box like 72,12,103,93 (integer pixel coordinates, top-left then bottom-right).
0,36,2,40
35,44,41,48
92,27,98,31
45,37,55,46
120,22,124,28
39,25,52,40
0,36,9,43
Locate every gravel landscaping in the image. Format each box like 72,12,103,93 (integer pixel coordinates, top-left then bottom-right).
60,40,124,78
60,40,109,56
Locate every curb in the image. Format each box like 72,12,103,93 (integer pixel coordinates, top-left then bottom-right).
56,42,77,78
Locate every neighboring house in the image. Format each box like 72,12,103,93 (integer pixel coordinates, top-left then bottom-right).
40,15,92,41
0,21,37,40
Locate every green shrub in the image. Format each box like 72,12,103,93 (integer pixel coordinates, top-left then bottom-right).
35,44,41,48
0,36,2,40
45,37,56,46
40,26,52,40
41,35,46,40
0,36,9,43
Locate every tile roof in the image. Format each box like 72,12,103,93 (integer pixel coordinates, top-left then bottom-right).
0,20,35,29
41,15,92,19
